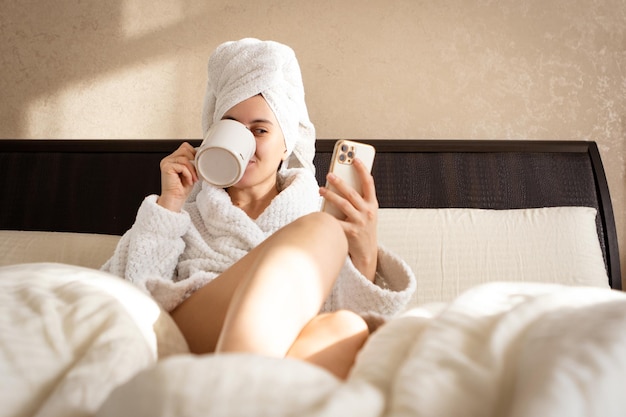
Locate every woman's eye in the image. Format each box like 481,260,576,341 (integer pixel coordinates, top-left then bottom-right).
253,128,268,135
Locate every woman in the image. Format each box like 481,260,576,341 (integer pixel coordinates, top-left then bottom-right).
103,38,415,379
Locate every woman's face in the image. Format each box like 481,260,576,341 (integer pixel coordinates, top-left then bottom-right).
221,95,287,189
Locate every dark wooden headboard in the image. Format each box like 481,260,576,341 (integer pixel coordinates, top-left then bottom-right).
0,139,620,289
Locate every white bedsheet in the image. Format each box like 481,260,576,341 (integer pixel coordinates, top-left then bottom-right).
2,263,625,417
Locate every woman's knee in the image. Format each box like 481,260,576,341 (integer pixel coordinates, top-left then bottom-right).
309,211,344,232
295,212,347,245
287,310,369,379
323,310,370,338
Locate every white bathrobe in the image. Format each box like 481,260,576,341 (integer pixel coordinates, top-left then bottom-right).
102,168,416,318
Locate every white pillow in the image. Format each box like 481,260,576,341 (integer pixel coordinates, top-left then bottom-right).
377,207,609,308
0,230,120,269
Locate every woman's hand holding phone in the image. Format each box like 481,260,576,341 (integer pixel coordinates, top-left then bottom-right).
320,140,378,282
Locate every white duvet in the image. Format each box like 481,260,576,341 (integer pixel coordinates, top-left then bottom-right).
2,263,625,417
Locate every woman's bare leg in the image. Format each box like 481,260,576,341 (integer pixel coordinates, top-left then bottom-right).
286,310,369,379
170,212,347,356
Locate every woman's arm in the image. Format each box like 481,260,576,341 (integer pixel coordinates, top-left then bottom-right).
102,142,198,286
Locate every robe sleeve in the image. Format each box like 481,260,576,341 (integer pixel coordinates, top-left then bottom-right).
101,195,191,294
322,244,416,319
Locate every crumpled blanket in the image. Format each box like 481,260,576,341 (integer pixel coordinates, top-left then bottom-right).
353,281,626,417
100,282,626,417
3,262,625,417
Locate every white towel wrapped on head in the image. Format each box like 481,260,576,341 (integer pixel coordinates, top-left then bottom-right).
201,38,316,173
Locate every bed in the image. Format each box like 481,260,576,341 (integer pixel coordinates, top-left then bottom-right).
0,139,624,417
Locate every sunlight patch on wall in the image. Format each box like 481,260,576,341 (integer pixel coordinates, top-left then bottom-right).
120,0,184,39
25,60,179,139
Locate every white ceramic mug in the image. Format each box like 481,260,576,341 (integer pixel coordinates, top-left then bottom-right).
195,119,256,187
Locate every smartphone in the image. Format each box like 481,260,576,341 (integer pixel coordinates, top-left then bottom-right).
321,139,376,219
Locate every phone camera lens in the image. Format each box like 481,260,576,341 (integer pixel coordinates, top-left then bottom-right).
339,154,346,162
341,144,349,152
347,151,354,158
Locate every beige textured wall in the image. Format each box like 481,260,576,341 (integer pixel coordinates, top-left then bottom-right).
2,0,624,284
